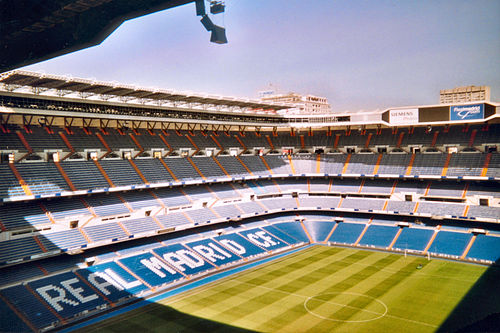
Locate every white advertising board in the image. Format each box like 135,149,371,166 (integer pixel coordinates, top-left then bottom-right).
389,108,418,125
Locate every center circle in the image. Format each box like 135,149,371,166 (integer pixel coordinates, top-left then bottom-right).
303,292,388,323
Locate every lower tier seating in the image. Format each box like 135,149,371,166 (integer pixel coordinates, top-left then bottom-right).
0,213,498,332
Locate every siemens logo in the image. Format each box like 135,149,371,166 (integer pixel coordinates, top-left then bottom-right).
451,104,484,121
389,108,418,124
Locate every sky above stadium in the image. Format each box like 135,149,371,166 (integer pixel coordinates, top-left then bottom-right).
23,0,500,112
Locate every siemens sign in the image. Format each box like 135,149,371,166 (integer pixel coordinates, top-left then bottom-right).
450,104,484,121
389,108,418,125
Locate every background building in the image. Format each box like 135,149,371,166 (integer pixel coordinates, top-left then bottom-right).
260,92,332,115
440,85,491,104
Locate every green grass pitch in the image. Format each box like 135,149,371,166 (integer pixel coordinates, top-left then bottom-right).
78,246,500,332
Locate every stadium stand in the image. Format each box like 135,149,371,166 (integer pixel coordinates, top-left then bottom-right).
0,71,498,331
328,222,365,245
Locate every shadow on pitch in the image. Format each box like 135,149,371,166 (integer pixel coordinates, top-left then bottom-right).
437,262,500,332
75,300,259,333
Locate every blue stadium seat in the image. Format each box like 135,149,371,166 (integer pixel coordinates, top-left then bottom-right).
153,243,215,276
239,227,289,251
303,221,336,242
0,297,32,333
261,225,305,245
76,261,147,302
118,252,184,288
392,227,434,252
428,231,472,257
0,284,60,330
466,234,500,262
185,238,242,267
27,272,107,320
213,232,268,258
358,225,399,248
329,222,365,244
271,222,310,243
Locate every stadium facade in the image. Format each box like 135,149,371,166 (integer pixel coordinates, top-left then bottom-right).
0,71,499,332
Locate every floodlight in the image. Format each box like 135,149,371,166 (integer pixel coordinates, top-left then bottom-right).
210,1,225,14
210,25,227,44
200,15,215,31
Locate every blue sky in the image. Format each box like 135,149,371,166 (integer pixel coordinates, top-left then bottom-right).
24,0,500,112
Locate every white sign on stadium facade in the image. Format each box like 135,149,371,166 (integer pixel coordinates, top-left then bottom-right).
389,108,419,125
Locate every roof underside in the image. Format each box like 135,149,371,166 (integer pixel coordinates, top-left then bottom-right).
0,70,292,111
0,0,195,73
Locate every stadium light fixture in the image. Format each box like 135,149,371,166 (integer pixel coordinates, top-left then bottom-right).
195,1,227,44
210,1,225,14
210,25,228,44
200,15,215,31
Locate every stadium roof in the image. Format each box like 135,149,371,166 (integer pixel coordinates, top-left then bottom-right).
0,0,196,73
0,70,294,112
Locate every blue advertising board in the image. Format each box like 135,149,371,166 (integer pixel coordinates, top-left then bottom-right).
450,104,484,121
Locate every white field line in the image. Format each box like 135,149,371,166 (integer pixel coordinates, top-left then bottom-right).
233,279,438,328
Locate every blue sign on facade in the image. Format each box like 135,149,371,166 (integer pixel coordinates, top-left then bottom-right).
450,104,484,121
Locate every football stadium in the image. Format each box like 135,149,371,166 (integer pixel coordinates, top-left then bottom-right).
1,1,499,333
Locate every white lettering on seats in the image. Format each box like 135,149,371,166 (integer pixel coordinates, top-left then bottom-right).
61,278,98,304
36,284,79,312
246,231,278,248
140,257,177,277
104,269,142,289
87,272,123,295
219,239,246,255
192,243,232,262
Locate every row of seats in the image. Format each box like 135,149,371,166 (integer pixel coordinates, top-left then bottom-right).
2,124,498,153
1,216,498,332
0,222,304,332
1,188,499,265
2,177,498,231
0,178,500,231
1,152,498,198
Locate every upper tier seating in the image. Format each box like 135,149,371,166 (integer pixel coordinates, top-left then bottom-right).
23,126,67,152
446,153,486,177
99,160,144,186
291,154,317,174
264,155,292,174
133,158,175,183
321,154,346,174
0,128,25,151
64,127,105,150
409,154,447,176
191,156,227,178
0,164,26,198
101,129,139,150
163,157,200,181
486,153,500,177
133,129,167,149
60,160,109,190
212,132,242,149
376,154,411,175
239,155,270,175
345,153,378,174
2,124,499,154
15,162,70,194
216,156,248,177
